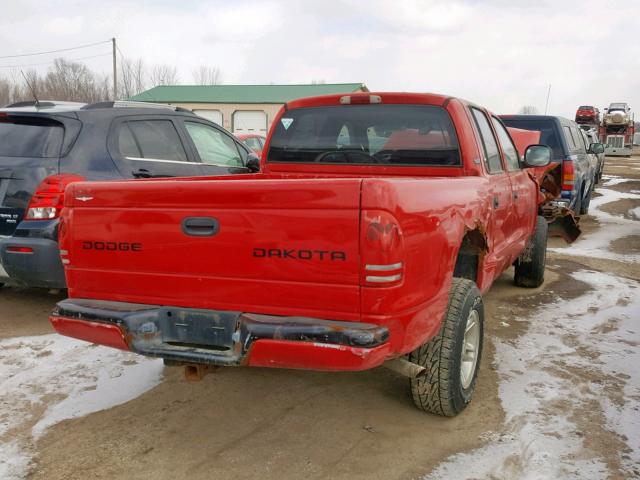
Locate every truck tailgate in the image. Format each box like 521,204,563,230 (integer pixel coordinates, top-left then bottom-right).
62,177,363,319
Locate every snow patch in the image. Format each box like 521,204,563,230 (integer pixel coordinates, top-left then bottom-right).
0,334,163,479
424,271,640,479
549,185,640,262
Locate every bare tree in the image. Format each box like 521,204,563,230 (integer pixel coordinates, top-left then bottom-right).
518,105,539,115
43,58,107,103
192,65,222,85
119,57,148,98
0,77,11,106
149,64,179,86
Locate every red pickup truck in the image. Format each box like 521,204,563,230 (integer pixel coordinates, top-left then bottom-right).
50,92,563,416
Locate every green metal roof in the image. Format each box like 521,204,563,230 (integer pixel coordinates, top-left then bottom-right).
129,83,368,104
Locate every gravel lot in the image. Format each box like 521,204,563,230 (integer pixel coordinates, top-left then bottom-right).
1,154,638,480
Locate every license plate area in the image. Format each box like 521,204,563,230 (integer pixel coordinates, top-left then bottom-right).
156,308,240,352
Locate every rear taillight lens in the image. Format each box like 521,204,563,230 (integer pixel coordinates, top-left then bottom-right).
25,174,85,220
6,246,33,254
360,210,404,286
561,160,574,191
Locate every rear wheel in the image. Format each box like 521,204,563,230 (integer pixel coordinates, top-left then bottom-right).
409,278,484,416
514,215,548,288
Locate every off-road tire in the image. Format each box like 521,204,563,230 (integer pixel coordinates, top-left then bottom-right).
409,278,484,416
514,215,548,288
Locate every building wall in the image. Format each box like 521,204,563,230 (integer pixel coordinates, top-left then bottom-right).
170,102,284,132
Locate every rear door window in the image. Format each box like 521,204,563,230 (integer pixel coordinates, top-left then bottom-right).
471,108,503,173
570,128,586,152
0,118,63,157
563,126,576,149
491,117,520,171
185,122,243,167
117,120,188,162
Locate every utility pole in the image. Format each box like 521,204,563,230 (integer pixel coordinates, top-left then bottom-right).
112,37,117,100
544,84,551,115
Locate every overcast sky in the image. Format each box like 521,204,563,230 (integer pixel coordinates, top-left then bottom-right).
1,0,639,118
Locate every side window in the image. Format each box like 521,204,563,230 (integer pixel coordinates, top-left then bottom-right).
579,130,590,150
563,126,576,149
491,117,520,171
185,122,243,167
118,120,188,162
471,108,503,173
117,123,141,158
571,128,585,152
244,137,261,151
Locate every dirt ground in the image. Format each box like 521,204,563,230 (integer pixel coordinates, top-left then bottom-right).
1,154,639,480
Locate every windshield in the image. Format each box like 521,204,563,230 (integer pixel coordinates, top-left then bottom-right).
500,118,564,159
0,118,64,158
609,103,626,111
578,106,594,111
267,104,460,166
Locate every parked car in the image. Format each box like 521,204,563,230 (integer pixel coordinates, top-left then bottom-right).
236,133,266,157
0,100,259,289
500,115,603,215
575,105,600,126
585,129,605,183
50,92,577,415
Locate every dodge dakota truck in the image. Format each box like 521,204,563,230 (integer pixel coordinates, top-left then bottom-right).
50,92,565,416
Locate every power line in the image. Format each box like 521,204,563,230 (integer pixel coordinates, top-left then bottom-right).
0,40,110,60
0,52,112,69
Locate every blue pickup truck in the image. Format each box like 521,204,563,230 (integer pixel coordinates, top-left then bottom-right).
500,115,603,215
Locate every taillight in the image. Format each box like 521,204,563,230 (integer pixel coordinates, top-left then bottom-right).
25,174,85,220
561,160,574,191
6,246,33,254
360,210,404,286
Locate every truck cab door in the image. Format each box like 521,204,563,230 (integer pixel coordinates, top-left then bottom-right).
470,108,517,274
491,117,538,253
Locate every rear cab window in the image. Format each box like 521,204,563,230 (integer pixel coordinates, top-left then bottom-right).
267,105,460,166
0,117,63,158
501,118,565,160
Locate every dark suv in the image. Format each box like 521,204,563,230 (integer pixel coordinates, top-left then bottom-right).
0,100,258,289
500,115,603,215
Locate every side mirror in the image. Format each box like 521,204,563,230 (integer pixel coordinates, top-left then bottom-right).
524,144,552,167
589,142,605,154
246,153,260,172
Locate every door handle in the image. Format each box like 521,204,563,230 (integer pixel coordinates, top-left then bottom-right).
132,168,153,178
513,191,519,200
493,195,500,209
181,217,219,237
